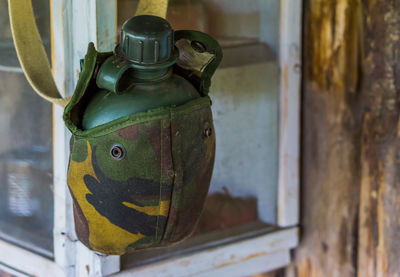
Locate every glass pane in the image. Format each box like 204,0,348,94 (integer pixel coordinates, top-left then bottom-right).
0,0,53,258
118,0,280,267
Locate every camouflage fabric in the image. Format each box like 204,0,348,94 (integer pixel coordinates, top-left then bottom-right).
64,43,216,255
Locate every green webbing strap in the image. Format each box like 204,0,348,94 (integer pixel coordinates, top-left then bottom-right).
8,0,169,108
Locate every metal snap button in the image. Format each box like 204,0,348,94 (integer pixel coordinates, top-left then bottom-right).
110,144,126,160
203,127,213,138
191,41,207,53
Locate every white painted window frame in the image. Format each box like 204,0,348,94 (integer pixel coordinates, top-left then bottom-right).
0,0,301,276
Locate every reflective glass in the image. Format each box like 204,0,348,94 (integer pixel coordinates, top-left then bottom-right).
0,0,53,258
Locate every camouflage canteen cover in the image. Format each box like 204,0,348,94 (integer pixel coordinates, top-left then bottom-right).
63,36,220,255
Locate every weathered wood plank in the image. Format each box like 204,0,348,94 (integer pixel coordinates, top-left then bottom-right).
297,0,400,276
277,0,302,227
357,1,400,276
115,228,298,277
296,0,363,276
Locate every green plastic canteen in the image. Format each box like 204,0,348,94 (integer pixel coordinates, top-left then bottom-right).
82,15,200,130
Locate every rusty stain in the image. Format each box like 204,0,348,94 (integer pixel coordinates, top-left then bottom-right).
268,238,285,248
179,260,190,267
283,65,289,94
214,252,268,269
85,265,90,274
280,64,289,149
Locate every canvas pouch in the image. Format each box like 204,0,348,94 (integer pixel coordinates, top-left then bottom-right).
8,0,222,256
63,31,221,255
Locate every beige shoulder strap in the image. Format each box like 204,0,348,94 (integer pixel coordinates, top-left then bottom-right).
8,0,169,108
8,0,69,107
135,0,169,18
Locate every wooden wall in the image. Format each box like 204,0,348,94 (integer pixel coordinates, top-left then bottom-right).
295,0,400,276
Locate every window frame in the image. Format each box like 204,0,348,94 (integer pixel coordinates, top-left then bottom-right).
0,0,301,275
